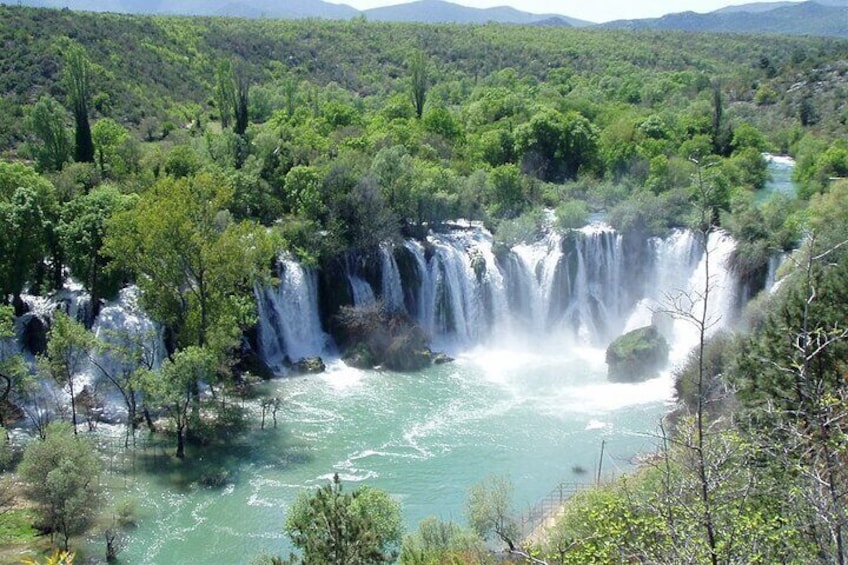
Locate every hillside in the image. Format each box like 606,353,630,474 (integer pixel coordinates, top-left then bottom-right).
14,0,360,19
0,4,847,564
2,4,847,152
362,0,587,26
604,1,848,37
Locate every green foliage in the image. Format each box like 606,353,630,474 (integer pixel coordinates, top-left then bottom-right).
63,43,94,164
58,184,136,306
542,482,665,564
26,96,73,173
284,474,403,564
466,475,520,551
674,332,735,413
555,200,589,230
39,312,94,434
492,208,545,248
164,144,203,179
514,108,599,183
408,50,428,120
215,59,235,129
91,118,128,178
0,162,56,302
399,518,484,565
19,422,101,550
140,345,218,458
104,172,274,352
486,164,524,219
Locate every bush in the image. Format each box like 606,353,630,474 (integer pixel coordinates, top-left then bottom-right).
555,200,589,230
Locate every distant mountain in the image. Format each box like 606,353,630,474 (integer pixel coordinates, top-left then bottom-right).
363,0,589,26
15,0,360,19
602,1,847,37
15,0,592,26
714,1,797,13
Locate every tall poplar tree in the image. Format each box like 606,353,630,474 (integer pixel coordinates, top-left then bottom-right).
64,45,94,164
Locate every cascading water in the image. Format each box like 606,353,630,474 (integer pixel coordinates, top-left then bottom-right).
254,223,741,366
379,244,405,313
255,257,329,370
93,222,748,565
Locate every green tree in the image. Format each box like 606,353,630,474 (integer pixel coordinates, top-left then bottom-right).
104,173,273,352
39,312,94,435
91,118,128,178
58,185,136,317
284,166,326,220
164,144,203,179
486,164,524,219
27,96,73,173
467,476,520,552
64,44,94,164
0,305,27,427
399,518,483,565
284,474,403,564
234,68,250,138
0,162,56,310
19,422,101,550
140,346,217,458
370,145,415,218
515,109,598,182
409,50,428,120
215,60,235,129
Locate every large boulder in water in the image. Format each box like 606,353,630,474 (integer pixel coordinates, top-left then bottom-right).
293,357,326,375
343,343,377,370
606,326,669,382
382,335,431,372
336,304,433,372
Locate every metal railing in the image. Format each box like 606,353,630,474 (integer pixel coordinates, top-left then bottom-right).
519,482,589,540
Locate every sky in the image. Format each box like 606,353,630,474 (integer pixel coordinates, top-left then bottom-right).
329,0,803,23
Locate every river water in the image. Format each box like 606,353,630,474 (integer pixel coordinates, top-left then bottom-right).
87,157,796,563
103,342,672,564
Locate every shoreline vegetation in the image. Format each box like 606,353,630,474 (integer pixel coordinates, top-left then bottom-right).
0,3,847,563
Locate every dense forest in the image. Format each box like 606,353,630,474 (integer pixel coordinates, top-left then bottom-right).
1,4,848,563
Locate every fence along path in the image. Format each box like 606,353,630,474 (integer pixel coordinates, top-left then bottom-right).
519,482,590,545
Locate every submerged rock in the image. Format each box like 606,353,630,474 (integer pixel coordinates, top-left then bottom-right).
293,356,326,375
605,325,669,382
432,353,455,365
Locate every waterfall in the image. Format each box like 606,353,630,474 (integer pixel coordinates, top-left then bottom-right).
254,224,746,371
403,239,433,325
622,230,738,362
256,257,329,370
510,232,563,334
349,276,376,307
87,286,163,421
380,244,405,313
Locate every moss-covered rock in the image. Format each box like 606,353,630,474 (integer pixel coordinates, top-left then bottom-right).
382,336,431,372
292,357,326,375
343,343,377,370
336,304,433,372
432,352,455,365
605,326,669,382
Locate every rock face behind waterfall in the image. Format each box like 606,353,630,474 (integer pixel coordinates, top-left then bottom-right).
605,326,670,382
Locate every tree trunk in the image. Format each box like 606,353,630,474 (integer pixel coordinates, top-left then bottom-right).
176,422,185,459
